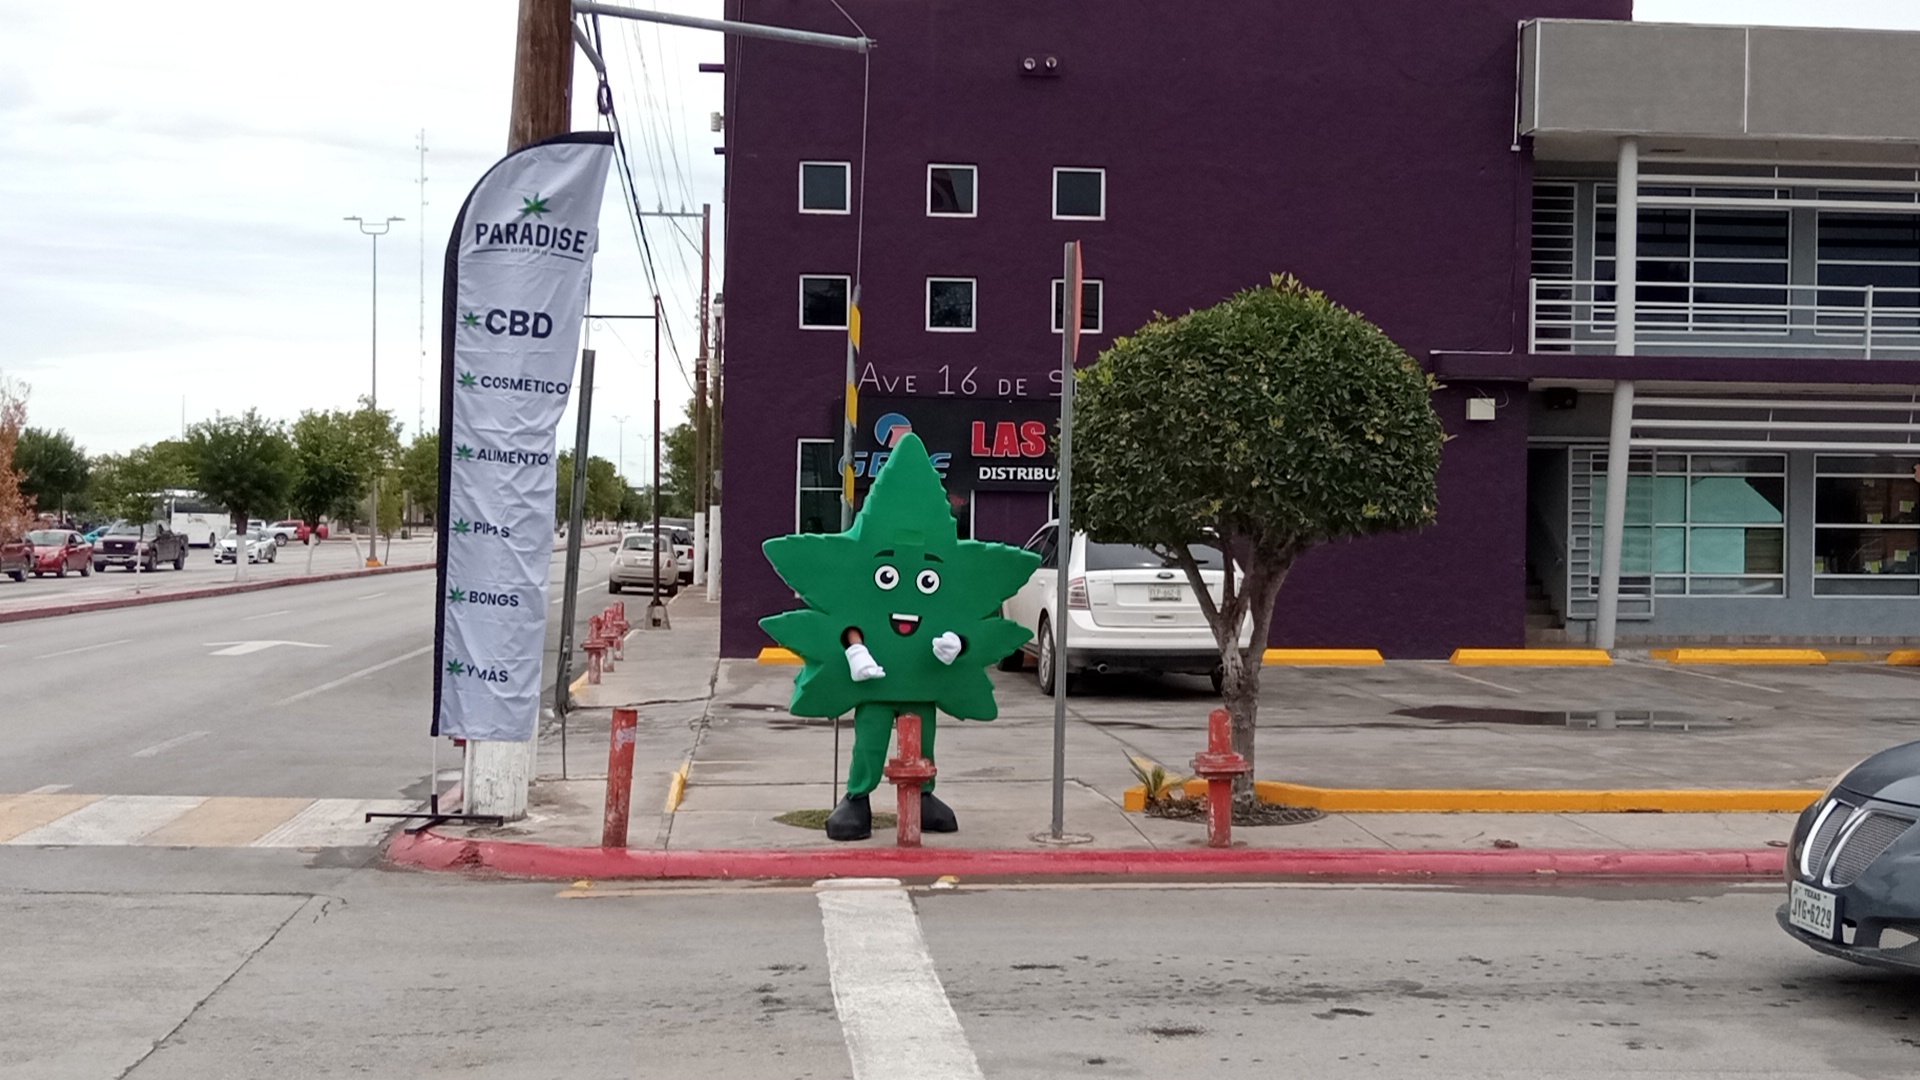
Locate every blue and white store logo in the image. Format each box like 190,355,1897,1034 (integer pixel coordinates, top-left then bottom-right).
854,411,950,478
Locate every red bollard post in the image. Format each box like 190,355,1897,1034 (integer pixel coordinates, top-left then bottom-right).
602,706,638,847
882,713,937,848
1191,707,1252,848
606,606,627,661
584,640,605,684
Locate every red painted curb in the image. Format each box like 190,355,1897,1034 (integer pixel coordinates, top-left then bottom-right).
0,561,435,624
385,829,1787,882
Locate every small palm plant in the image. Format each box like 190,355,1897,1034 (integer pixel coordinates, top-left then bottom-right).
1127,754,1190,811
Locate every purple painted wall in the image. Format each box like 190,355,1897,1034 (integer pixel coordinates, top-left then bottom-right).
720,0,1632,659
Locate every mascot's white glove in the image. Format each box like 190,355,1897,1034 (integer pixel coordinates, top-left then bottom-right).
931,631,963,666
845,641,886,681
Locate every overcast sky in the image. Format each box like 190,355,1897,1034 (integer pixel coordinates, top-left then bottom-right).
2,1,1917,470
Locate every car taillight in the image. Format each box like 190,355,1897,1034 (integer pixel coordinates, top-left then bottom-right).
1067,576,1089,609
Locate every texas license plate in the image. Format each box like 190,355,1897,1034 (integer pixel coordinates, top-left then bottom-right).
1789,880,1839,940
1148,584,1181,602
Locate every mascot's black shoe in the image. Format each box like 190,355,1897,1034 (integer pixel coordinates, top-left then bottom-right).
825,794,873,841
921,791,959,833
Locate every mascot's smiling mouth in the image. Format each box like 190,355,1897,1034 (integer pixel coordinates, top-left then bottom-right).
891,612,921,636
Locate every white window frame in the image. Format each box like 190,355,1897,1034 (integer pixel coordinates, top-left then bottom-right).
797,161,851,215
795,438,840,533
798,274,851,331
925,276,977,333
1588,450,1788,598
1052,166,1106,221
1813,453,1920,596
926,163,979,218
1051,277,1104,334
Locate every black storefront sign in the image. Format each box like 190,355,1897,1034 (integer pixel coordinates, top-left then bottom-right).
853,397,1059,493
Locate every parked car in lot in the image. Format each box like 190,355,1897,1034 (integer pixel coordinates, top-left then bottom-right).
24,529,94,578
217,528,278,564
265,519,325,544
95,522,188,572
1780,741,1920,972
1000,522,1250,694
82,520,124,544
609,532,678,596
630,525,695,583
1,536,29,582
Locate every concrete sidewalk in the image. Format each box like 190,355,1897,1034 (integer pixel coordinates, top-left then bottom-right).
401,591,1920,879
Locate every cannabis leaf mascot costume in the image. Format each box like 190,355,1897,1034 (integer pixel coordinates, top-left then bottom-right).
761,433,1040,840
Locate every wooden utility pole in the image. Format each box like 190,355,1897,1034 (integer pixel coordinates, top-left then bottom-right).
468,0,577,823
508,0,574,151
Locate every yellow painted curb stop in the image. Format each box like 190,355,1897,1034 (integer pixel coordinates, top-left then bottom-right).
1121,778,1818,813
757,647,802,665
1890,649,1920,666
1263,648,1384,665
664,760,690,813
1450,648,1612,666
1665,648,1826,666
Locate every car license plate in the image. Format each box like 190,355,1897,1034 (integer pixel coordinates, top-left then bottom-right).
1789,880,1839,940
1148,584,1181,602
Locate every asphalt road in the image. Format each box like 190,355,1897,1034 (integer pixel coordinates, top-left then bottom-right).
1,860,1913,1080
0,544,615,799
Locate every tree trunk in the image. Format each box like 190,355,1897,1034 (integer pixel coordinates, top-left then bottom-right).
1220,558,1291,803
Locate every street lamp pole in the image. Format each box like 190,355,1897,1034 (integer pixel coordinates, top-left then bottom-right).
611,413,629,487
345,215,403,567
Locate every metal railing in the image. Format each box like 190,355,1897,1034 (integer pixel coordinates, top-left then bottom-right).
1530,278,1920,358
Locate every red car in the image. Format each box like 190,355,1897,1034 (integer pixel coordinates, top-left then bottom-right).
24,529,93,578
267,519,328,544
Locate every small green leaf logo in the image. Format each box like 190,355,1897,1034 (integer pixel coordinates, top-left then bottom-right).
458,372,477,389
445,658,465,676
447,587,467,604
459,311,481,328
520,194,550,217
453,518,471,534
455,444,473,461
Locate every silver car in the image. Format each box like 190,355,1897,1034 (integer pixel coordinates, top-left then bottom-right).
609,533,678,596
216,528,278,564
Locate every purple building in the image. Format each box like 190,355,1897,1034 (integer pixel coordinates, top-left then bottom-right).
719,2,1920,657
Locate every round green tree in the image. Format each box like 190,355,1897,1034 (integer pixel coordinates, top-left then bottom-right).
1073,274,1443,798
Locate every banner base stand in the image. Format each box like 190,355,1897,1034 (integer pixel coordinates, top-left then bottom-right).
367,792,505,836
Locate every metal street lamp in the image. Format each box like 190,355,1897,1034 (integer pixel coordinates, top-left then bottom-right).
345,214,403,567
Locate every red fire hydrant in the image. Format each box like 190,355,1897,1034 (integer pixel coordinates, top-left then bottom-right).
1191,707,1251,848
882,713,937,848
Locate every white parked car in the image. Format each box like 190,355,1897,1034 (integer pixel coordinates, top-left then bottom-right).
216,528,278,564
609,532,678,595
1000,522,1250,694
629,525,694,583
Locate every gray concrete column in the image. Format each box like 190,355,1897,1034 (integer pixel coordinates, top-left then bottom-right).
1614,137,1638,356
1596,382,1636,652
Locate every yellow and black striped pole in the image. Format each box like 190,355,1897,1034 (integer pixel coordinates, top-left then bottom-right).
840,285,861,529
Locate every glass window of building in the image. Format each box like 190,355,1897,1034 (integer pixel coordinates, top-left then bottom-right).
799,275,850,330
796,440,841,533
1051,278,1103,333
798,162,850,213
1595,186,1790,327
927,164,977,216
1816,203,1920,333
1053,168,1105,220
1815,455,1920,595
1591,453,1786,596
926,277,977,332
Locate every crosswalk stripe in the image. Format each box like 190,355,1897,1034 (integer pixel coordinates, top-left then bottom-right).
6,795,206,845
0,793,103,842
817,878,984,1080
141,797,311,847
249,798,415,848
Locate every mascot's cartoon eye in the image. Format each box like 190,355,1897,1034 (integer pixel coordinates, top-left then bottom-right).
874,565,900,590
916,568,941,594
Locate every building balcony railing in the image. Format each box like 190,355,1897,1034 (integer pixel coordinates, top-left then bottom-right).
1529,278,1920,359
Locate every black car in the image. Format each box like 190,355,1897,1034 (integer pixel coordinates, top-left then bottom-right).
94,522,188,572
1779,740,1920,971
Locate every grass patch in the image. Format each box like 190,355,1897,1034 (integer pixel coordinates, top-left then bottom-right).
774,808,898,830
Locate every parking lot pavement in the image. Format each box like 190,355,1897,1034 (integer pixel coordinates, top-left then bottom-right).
0,536,440,617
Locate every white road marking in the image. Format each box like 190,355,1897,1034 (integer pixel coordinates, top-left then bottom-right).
276,644,434,705
32,638,131,660
550,578,612,605
355,592,388,601
816,878,983,1080
131,730,211,758
1647,664,1785,694
6,795,205,846
249,798,414,847
203,640,330,657
242,609,292,622
27,784,70,794
1440,668,1522,694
